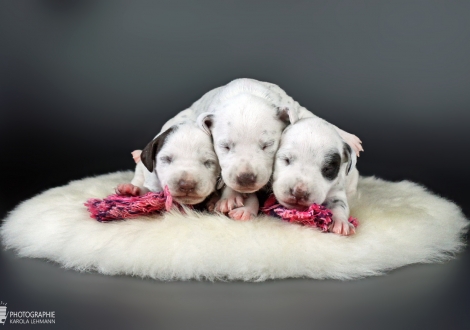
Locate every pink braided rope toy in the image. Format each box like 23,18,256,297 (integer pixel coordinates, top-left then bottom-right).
261,194,358,232
85,186,178,222
85,188,359,230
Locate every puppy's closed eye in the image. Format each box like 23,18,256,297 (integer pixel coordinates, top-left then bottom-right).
261,140,274,151
219,141,232,152
277,154,292,166
204,160,216,168
159,156,173,164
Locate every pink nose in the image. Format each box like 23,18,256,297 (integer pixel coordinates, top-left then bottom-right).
236,173,257,187
178,179,196,193
289,186,310,201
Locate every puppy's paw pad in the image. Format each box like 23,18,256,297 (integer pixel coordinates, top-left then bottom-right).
329,220,355,236
116,183,140,196
228,207,255,221
215,195,244,213
215,199,229,213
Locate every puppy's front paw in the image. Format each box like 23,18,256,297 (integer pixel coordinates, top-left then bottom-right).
116,183,141,196
214,193,244,213
329,219,356,236
228,207,255,221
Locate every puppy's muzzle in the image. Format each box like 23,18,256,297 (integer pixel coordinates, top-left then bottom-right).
236,172,257,187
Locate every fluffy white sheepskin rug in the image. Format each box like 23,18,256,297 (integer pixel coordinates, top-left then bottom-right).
1,172,468,281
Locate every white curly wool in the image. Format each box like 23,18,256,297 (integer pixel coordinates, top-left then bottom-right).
1,172,468,281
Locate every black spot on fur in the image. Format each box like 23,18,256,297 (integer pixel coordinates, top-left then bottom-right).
140,125,178,172
343,142,352,174
343,143,351,163
275,106,291,124
321,150,341,181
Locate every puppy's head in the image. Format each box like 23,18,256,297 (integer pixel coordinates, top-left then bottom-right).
272,118,356,210
198,94,297,193
141,123,220,205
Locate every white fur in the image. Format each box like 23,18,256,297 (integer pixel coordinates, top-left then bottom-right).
131,109,220,204
193,80,289,192
191,78,361,218
1,172,468,281
273,117,359,235
192,79,299,219
192,78,363,158
153,124,219,204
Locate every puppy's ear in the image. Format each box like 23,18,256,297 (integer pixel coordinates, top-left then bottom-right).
216,176,225,190
276,107,299,125
140,126,177,172
196,112,214,136
342,142,357,175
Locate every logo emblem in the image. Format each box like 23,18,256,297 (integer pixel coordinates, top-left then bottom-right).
0,302,7,325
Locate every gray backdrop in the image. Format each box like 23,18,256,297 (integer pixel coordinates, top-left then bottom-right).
1,1,469,329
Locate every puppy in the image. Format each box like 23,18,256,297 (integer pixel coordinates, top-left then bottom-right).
193,78,362,220
272,117,359,236
116,109,220,205
193,80,297,219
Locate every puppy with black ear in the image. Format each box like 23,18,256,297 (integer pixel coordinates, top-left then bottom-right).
272,117,359,236
116,109,221,205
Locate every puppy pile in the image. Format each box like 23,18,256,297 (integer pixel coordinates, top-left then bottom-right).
115,78,363,236
3,78,468,281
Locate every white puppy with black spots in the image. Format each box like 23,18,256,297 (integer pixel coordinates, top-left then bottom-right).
116,109,221,205
193,78,363,220
272,117,359,236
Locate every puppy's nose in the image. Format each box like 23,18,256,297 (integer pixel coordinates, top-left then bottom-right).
236,172,257,187
178,179,197,193
290,187,310,201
